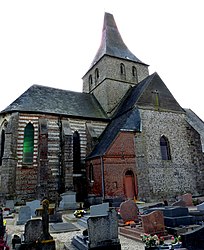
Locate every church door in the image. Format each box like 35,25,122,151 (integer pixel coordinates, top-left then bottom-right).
124,170,137,199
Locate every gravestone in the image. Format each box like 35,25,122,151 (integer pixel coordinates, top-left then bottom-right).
88,209,121,249
172,193,193,207
90,203,109,217
119,199,139,223
147,206,189,217
26,199,41,217
172,199,186,207
49,211,63,223
197,201,204,211
4,200,15,218
23,219,42,243
72,209,121,250
38,199,56,250
17,206,31,225
77,203,109,229
0,208,5,237
5,199,15,211
16,200,56,250
3,208,10,217
181,225,204,250
147,206,195,227
188,202,204,224
0,207,9,249
178,193,193,206
39,199,53,241
59,191,77,210
141,210,165,234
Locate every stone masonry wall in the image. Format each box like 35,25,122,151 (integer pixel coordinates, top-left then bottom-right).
136,109,199,201
185,122,204,194
0,111,107,201
0,112,19,198
83,56,149,116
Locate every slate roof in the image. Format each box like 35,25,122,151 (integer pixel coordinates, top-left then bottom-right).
87,72,185,159
185,108,204,151
87,107,141,159
0,84,108,120
113,73,155,117
90,12,147,68
115,72,184,117
86,73,149,159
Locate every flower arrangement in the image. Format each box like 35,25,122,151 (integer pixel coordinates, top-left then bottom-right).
171,235,182,244
73,209,86,218
141,233,182,249
171,235,182,248
141,233,159,248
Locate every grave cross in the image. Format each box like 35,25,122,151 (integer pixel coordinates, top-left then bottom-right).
40,199,53,241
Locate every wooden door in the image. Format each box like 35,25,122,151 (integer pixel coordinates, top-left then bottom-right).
124,170,137,199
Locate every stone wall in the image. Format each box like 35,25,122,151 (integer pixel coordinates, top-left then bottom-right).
0,112,107,201
83,56,149,116
1,112,19,199
136,109,202,201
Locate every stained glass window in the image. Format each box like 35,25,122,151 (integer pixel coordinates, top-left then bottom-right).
23,123,34,163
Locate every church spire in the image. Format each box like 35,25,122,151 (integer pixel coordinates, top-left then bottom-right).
90,12,146,67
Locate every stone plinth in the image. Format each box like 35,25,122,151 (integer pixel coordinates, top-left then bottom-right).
39,240,56,250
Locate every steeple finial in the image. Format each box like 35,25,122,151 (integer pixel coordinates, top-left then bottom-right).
90,12,146,67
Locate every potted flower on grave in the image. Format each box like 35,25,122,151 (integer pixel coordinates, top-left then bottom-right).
171,235,182,249
73,209,86,218
141,233,159,249
158,236,165,246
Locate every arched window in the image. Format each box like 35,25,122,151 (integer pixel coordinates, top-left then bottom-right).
89,75,93,91
0,129,5,166
23,123,34,163
95,68,99,82
89,163,94,182
160,135,171,160
132,66,138,82
120,63,126,75
73,131,81,172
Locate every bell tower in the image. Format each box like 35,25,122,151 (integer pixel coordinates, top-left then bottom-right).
83,12,149,117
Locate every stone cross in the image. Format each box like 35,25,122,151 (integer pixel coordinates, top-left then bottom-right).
40,199,53,241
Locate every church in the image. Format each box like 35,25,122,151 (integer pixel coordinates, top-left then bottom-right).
0,12,204,204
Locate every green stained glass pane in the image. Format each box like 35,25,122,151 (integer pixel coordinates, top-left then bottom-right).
23,123,34,163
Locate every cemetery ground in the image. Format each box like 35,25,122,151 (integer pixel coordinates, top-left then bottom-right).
2,193,204,250
5,208,144,250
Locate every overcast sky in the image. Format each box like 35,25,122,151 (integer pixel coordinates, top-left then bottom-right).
0,0,204,121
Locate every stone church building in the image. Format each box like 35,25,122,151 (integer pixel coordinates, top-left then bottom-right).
0,13,204,204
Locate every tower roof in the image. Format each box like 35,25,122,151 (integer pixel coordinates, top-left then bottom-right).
90,12,147,67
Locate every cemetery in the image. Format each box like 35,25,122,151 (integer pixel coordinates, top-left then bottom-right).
0,192,204,249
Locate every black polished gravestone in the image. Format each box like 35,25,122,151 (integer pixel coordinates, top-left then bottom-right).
181,225,204,250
